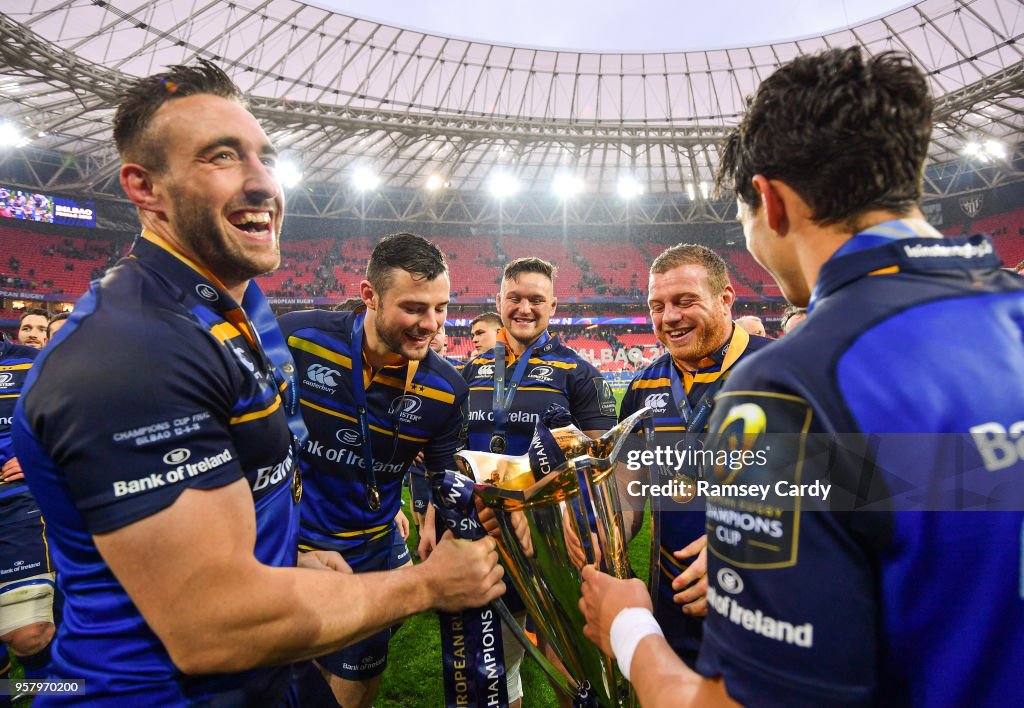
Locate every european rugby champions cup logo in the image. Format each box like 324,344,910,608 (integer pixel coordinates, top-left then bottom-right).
453,404,655,707
710,403,768,484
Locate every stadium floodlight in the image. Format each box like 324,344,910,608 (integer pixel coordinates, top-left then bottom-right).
617,176,643,199
961,140,984,159
963,137,1007,162
983,139,1006,159
699,182,710,199
425,173,445,191
489,173,520,199
552,174,583,200
275,161,302,189
685,183,696,201
352,167,380,192
0,121,28,148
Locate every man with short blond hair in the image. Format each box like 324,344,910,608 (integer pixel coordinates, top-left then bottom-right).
616,242,771,669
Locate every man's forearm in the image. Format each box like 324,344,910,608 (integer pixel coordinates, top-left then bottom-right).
629,635,735,708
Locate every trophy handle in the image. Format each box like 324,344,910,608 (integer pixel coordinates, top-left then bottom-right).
593,407,653,467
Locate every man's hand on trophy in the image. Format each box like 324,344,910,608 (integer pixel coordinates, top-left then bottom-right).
579,564,652,657
474,496,501,539
671,534,708,616
563,505,601,570
424,530,506,612
509,510,535,558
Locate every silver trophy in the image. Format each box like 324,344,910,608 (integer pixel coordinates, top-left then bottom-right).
455,406,653,707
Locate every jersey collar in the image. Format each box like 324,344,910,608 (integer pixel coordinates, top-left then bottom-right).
673,322,749,376
495,328,557,363
807,218,986,312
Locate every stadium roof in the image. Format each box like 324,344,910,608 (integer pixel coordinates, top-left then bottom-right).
0,0,1021,218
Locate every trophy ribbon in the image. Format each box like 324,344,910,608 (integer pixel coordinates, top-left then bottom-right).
431,471,509,708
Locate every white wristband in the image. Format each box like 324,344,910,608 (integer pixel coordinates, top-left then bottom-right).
609,607,664,681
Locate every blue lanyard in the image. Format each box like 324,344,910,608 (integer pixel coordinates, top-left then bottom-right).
241,281,307,449
351,313,386,511
667,362,722,432
492,332,550,440
350,312,417,511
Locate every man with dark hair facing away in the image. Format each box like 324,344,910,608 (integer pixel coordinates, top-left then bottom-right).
580,47,1024,708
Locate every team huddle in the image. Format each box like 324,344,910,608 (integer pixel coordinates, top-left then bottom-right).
0,44,1021,708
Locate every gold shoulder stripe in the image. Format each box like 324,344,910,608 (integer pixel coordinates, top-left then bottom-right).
0,363,32,372
287,336,352,369
230,394,281,424
300,399,357,424
527,357,576,369
209,322,239,344
632,378,671,389
408,382,456,405
299,399,428,443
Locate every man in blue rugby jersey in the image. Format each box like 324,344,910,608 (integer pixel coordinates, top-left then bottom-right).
13,61,503,707
279,233,472,708
461,256,618,707
616,244,771,669
0,337,55,700
581,47,1024,707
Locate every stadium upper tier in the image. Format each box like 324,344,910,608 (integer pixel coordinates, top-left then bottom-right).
1,207,1022,303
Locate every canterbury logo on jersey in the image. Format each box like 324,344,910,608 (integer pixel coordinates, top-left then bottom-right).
476,364,495,377
306,364,340,388
645,392,670,411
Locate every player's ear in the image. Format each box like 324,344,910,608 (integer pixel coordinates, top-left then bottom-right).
121,164,160,212
752,174,787,235
720,283,735,310
359,280,377,311
550,296,557,314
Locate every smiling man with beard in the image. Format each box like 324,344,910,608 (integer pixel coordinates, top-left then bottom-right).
13,63,503,706
615,243,772,669
278,233,473,708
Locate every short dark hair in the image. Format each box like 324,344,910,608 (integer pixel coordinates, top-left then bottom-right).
470,312,502,329
780,305,808,330
113,59,246,173
650,243,731,295
19,308,48,325
1015,259,1024,274
366,233,448,296
502,257,557,283
717,48,932,230
47,311,69,336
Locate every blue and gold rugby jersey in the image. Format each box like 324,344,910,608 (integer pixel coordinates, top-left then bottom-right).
14,232,301,706
698,225,1024,707
619,324,771,666
279,309,468,546
0,340,52,583
462,329,617,455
